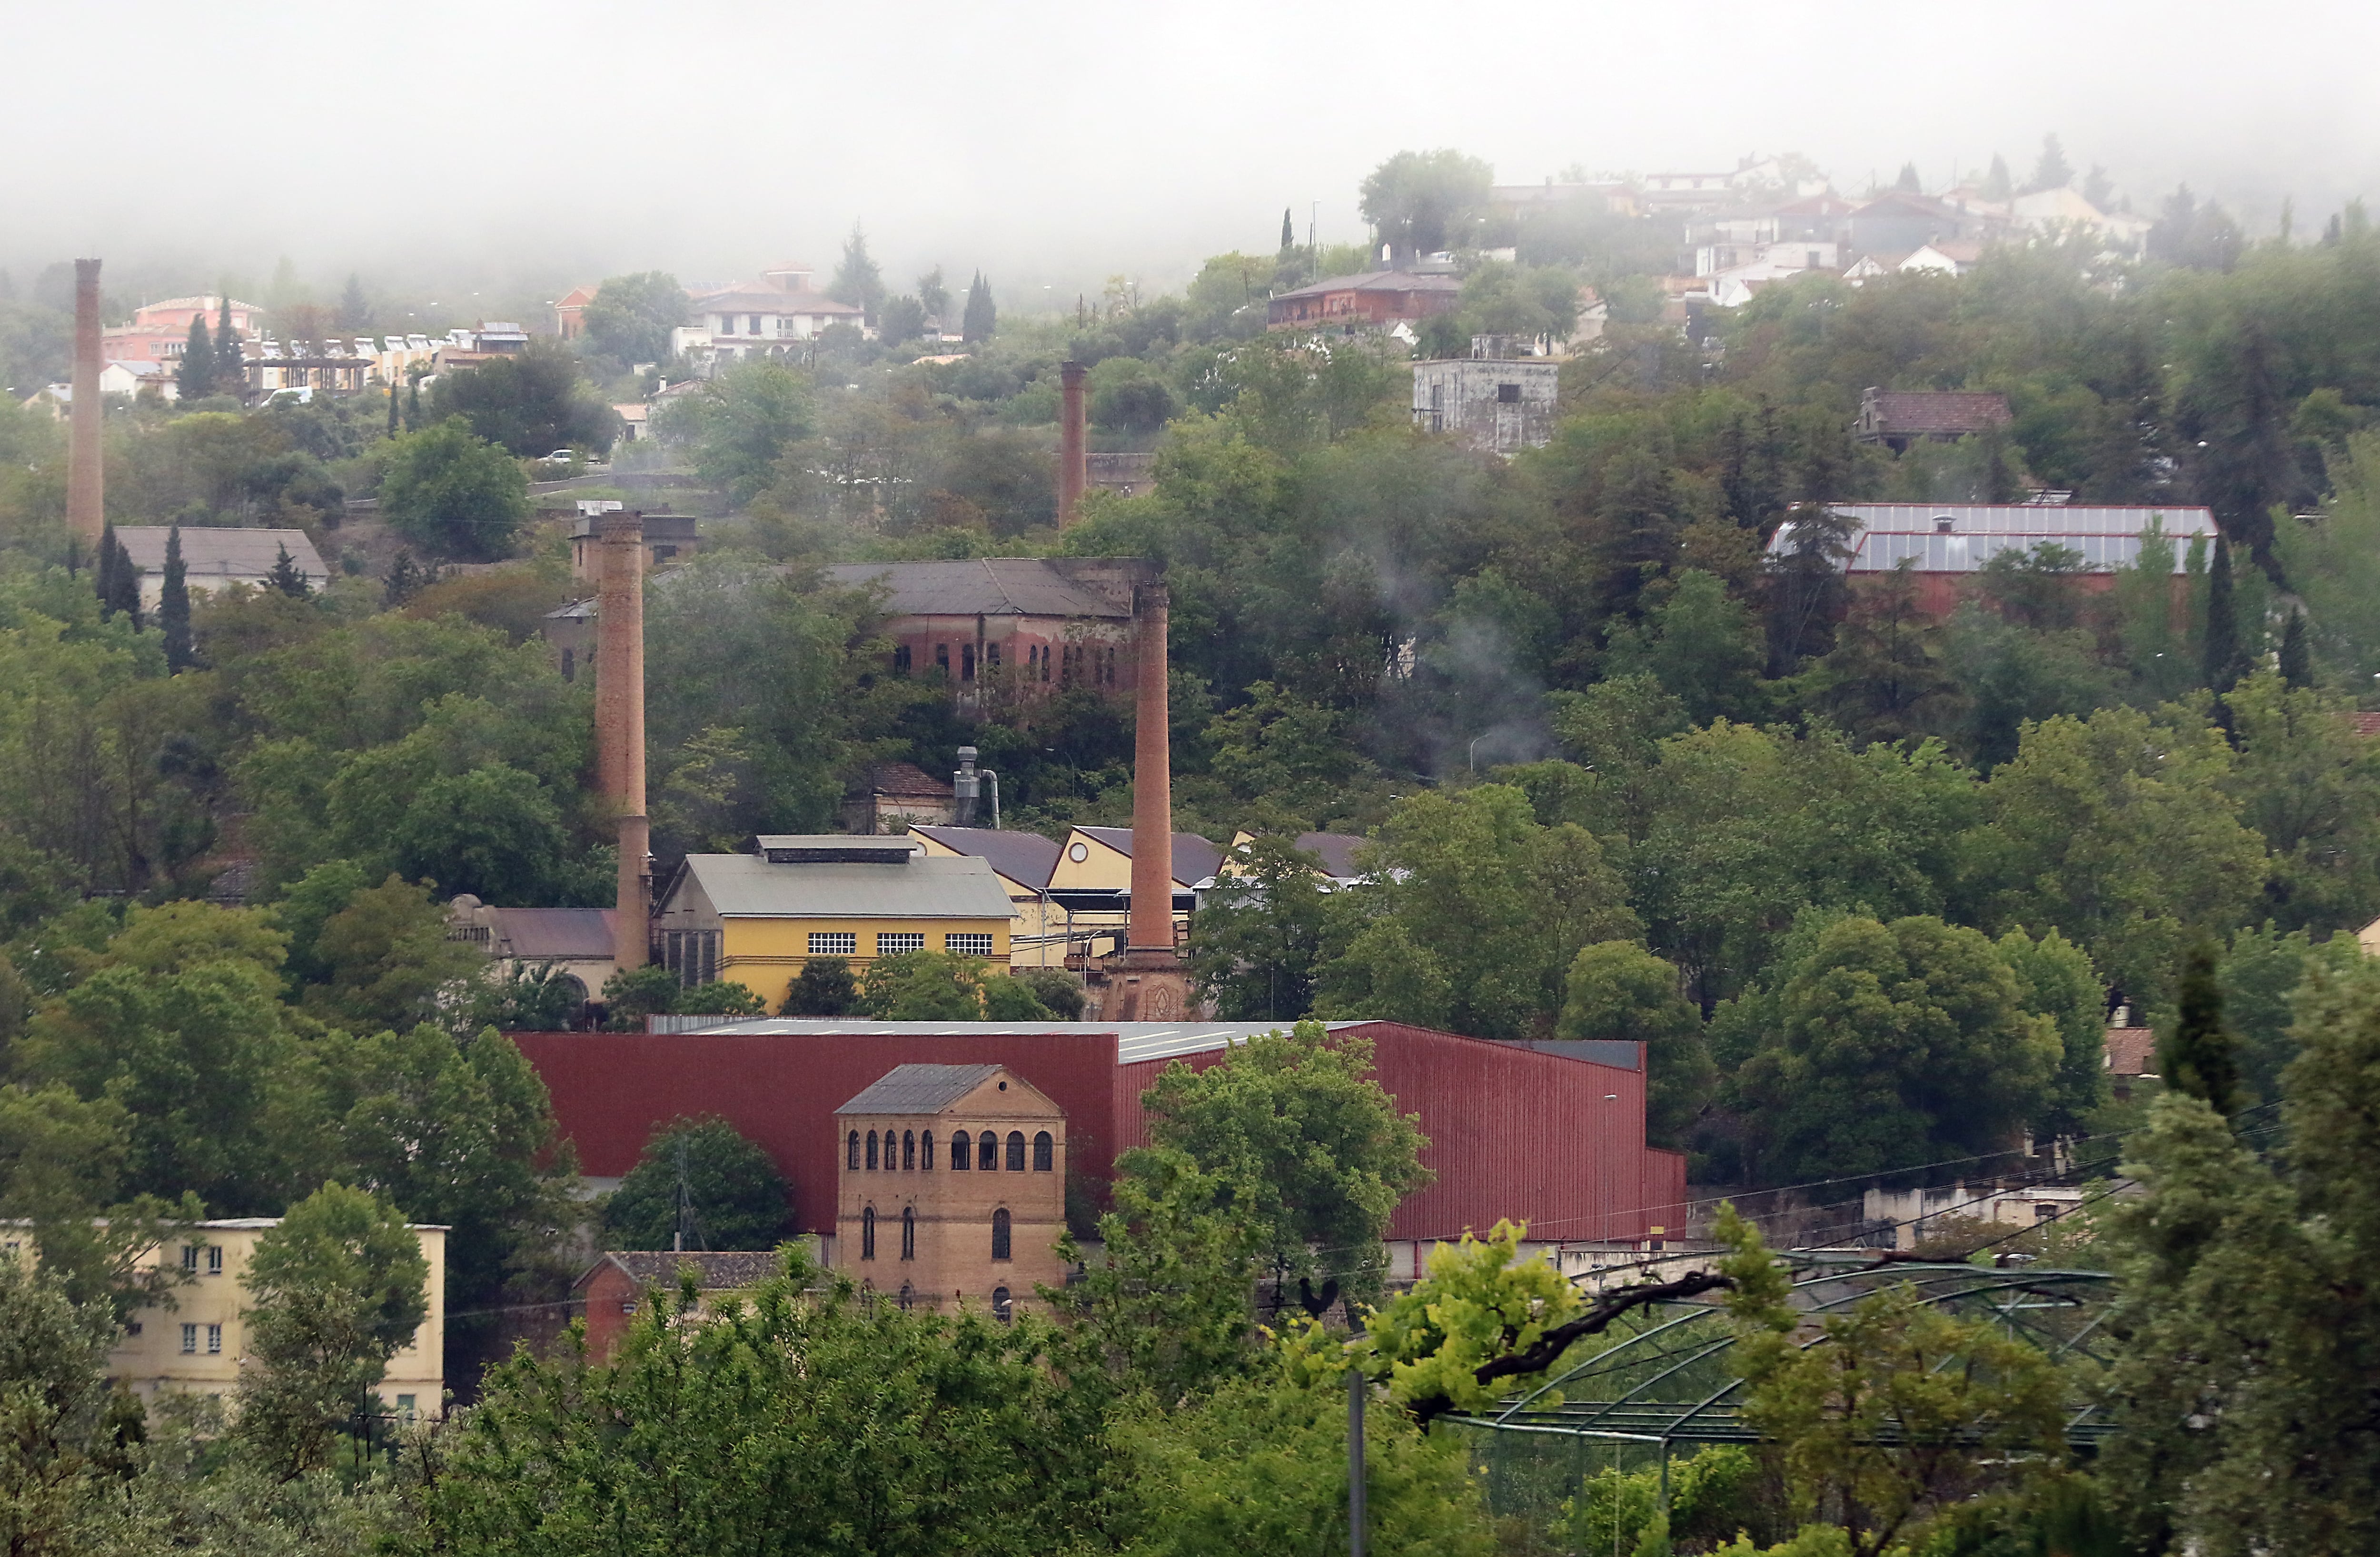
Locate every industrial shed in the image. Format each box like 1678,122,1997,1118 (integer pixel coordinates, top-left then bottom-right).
512,1019,1686,1271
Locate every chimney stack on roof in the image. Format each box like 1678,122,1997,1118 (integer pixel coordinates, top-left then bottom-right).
67,260,104,552
596,511,649,971
1128,582,1174,953
1058,360,1088,529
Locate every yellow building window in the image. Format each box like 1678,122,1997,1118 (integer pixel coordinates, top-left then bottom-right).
945,933,993,957
877,933,925,956
809,932,856,956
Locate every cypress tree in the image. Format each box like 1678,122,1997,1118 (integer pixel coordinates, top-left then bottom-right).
2159,944,2242,1115
215,295,240,400
962,272,996,343
2203,538,2242,691
2278,609,2311,688
1281,207,1296,252
265,544,311,599
106,532,141,627
406,376,421,431
387,381,400,437
177,317,216,402
160,525,193,671
95,522,118,616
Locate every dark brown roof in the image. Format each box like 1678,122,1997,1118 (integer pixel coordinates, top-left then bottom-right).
836,1063,1003,1115
2104,1026,2157,1078
1293,832,1368,879
2350,712,2380,738
823,558,1137,619
911,825,1062,891
868,762,953,799
577,1251,784,1292
1865,390,2012,435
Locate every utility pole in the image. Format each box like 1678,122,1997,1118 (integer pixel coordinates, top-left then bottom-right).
1348,1366,1367,1557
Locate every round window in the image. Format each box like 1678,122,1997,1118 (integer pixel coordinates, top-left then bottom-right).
1067,842,1088,862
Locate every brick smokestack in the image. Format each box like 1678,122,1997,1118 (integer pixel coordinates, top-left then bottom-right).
1128,582,1173,952
67,260,104,551
1058,360,1088,528
596,511,648,970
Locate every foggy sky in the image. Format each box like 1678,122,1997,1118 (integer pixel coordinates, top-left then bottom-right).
8,0,2377,308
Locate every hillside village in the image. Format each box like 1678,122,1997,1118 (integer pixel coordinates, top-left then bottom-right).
1,131,2378,1556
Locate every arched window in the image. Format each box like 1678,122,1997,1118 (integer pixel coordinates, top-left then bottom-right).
978,1130,999,1169
1005,1131,1026,1172
901,1206,916,1260
865,1131,878,1170
902,1131,915,1170
991,1208,1012,1261
847,1131,860,1170
1033,1131,1054,1172
921,1131,935,1170
861,1206,876,1261
951,1132,970,1171
992,1287,1013,1323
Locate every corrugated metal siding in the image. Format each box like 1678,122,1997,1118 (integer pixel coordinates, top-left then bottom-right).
517,1019,1689,1247
1113,1021,1684,1244
514,1031,1122,1237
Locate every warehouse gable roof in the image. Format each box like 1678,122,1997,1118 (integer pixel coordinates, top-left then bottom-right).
836,1063,1005,1115
673,852,1012,920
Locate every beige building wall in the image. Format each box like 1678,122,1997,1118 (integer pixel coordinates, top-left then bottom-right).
107,1218,446,1419
833,1071,1067,1319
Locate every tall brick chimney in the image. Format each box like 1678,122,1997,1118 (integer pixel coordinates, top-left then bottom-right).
1058,360,1088,529
1127,582,1173,952
596,512,648,971
66,260,104,551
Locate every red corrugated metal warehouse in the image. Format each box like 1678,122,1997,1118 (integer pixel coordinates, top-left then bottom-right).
512,1019,1687,1261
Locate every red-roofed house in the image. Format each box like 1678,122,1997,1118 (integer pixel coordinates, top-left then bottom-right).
1854,387,2013,450
1266,270,1461,331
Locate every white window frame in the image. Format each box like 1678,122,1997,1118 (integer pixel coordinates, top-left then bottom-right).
179,1323,198,1354
944,933,994,957
876,932,925,956
206,1323,222,1354
808,932,857,956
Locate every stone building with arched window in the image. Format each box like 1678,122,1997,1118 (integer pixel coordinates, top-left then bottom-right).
832,1064,1066,1318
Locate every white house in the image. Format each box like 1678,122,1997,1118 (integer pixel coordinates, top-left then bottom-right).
115,527,330,611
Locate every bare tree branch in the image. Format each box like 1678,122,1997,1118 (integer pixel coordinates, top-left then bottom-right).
1406,1269,1734,1427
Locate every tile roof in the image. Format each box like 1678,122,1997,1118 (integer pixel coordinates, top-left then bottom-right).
675,852,1013,920
835,1063,1004,1115
911,825,1062,891
1864,391,2012,434
823,558,1133,619
2104,1026,2157,1077
115,526,327,581
1078,827,1225,887
866,762,953,798
580,1251,785,1291
2350,712,2380,738
1290,832,1368,878
693,286,862,315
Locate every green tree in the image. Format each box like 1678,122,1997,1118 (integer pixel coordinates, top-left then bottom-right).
1604,569,1768,726
603,1115,791,1251
878,294,926,345
1718,1208,2068,1557
673,978,765,1017
264,542,310,598
1805,562,1961,741
378,417,531,561
781,956,856,1015
1979,705,2265,1003
1189,835,1335,1021
1993,925,2107,1139
601,964,681,1031
158,524,193,671
653,359,816,505
2203,535,2245,691
1359,148,1495,256
855,950,993,1020
1981,154,2013,201
2159,943,2241,1114
961,271,996,342
429,337,618,456
337,272,369,330
1315,785,1638,1038
828,225,885,318
300,873,484,1035
2027,133,2073,192
2101,953,2380,1554
0,1083,198,1315
581,271,686,366
235,1181,431,1478
1733,916,2062,1183
1558,940,1716,1149
1109,1320,1492,1557
0,1257,139,1554
1133,1019,1430,1303
2217,672,2380,930
916,266,949,323
426,1248,1104,1557
175,315,216,402
2277,607,2312,687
